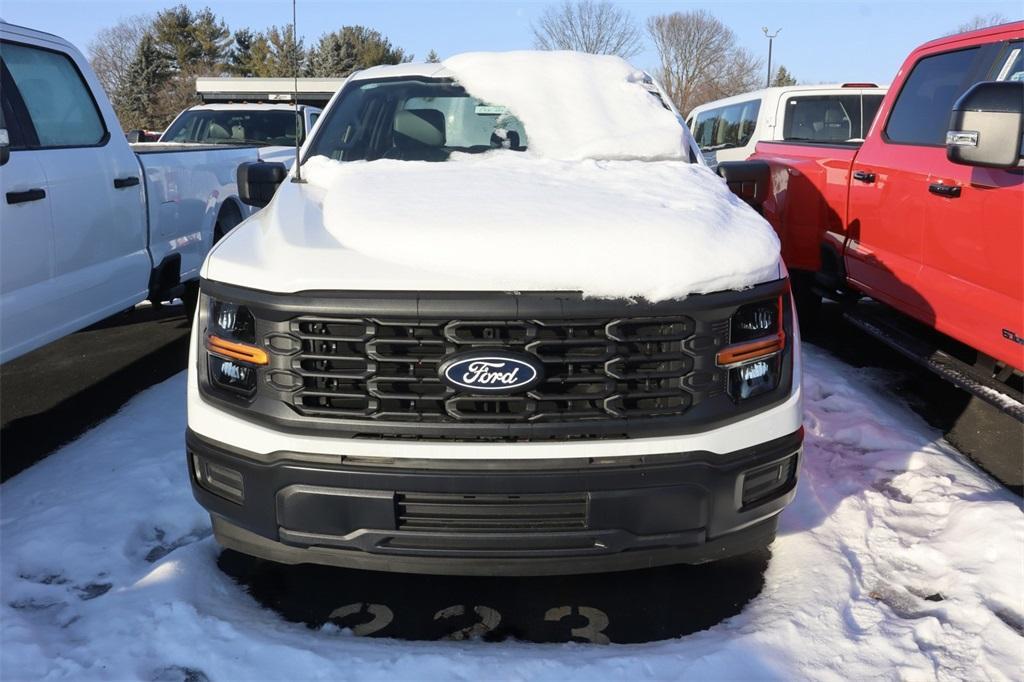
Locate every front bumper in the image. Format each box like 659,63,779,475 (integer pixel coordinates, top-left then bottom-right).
188,427,802,576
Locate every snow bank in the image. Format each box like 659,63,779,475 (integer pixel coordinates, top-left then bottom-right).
300,154,780,300
3,346,1022,679
442,51,686,161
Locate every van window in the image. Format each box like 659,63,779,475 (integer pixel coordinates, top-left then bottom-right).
782,94,884,143
1,42,106,148
885,47,981,146
691,99,760,152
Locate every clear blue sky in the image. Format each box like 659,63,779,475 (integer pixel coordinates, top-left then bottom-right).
2,0,1019,85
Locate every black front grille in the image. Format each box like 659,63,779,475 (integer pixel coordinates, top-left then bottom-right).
396,492,588,532
287,316,722,424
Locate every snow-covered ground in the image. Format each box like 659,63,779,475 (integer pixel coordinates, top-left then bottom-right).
2,346,1022,680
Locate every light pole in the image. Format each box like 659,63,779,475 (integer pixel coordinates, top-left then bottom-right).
763,27,781,87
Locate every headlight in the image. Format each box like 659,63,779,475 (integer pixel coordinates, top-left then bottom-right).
717,296,785,400
210,300,256,344
205,298,265,397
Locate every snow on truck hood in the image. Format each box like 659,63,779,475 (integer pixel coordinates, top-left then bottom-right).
205,51,781,300
206,154,781,300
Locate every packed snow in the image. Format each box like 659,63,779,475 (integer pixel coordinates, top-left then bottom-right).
251,154,781,301
3,346,1022,680
442,51,687,161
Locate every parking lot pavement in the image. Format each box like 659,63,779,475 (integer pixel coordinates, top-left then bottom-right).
218,548,770,643
0,304,191,481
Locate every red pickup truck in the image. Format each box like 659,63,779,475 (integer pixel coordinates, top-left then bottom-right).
718,22,1023,416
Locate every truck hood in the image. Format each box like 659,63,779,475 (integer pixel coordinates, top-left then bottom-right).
204,154,781,300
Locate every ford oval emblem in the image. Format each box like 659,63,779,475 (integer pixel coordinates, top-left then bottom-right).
439,351,544,393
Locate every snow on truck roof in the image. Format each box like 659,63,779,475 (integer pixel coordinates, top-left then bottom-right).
284,52,779,301
350,51,688,161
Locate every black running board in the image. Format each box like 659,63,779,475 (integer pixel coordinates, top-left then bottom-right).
843,309,1024,422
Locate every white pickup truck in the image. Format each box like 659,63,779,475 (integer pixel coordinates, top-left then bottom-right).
188,53,803,576
0,22,259,363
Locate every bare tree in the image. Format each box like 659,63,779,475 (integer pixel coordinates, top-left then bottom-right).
952,13,1009,34
88,14,151,100
532,1,643,59
647,10,762,115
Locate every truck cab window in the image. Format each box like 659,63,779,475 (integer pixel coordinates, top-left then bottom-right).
0,42,105,148
884,47,980,146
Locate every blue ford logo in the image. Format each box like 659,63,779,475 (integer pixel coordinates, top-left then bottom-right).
439,351,544,393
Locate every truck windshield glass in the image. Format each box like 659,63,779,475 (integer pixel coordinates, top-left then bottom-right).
162,110,304,146
305,79,528,162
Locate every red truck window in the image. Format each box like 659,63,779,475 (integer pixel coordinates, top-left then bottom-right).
884,47,981,146
993,41,1024,156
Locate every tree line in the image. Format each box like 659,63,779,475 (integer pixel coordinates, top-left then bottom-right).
89,4,416,130
532,2,795,115
90,1,795,131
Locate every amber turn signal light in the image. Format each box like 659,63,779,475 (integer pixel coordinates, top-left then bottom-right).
716,332,785,368
206,335,269,365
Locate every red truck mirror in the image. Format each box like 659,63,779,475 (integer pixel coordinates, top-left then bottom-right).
947,81,1024,169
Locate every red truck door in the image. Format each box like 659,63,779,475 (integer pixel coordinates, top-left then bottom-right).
920,40,1024,370
844,45,992,321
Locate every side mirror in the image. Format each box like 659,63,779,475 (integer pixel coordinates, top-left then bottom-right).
717,160,771,210
947,80,1024,169
125,129,143,144
237,161,288,208
0,129,9,166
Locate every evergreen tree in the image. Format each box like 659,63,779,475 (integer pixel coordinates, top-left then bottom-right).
228,28,257,76
306,26,410,77
425,49,441,63
265,25,305,77
117,33,169,130
151,4,229,74
771,65,797,87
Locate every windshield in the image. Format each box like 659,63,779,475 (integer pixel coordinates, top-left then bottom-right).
305,79,528,162
161,109,305,146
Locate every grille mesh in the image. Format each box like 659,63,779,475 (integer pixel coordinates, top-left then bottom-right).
396,492,588,532
285,317,718,424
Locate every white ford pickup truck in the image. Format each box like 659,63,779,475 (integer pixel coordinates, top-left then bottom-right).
187,53,803,576
0,22,258,362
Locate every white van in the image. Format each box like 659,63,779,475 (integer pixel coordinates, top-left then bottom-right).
186,53,803,576
686,84,887,168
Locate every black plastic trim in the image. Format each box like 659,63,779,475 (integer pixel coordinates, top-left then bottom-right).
196,279,794,441
189,428,803,575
